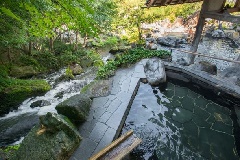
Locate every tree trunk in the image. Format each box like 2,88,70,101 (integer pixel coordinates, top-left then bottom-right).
7,47,12,63
137,23,142,41
75,31,78,51
29,41,32,55
83,33,87,47
49,37,53,52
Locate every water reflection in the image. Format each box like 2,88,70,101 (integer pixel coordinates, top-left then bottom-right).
121,82,239,160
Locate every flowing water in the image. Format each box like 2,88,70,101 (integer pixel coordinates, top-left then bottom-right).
121,81,240,160
0,67,97,146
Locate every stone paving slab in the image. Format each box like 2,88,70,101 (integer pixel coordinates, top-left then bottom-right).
70,62,145,160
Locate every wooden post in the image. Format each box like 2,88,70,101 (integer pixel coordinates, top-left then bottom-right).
187,0,209,64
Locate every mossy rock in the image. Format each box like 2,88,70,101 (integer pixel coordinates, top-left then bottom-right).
80,58,93,69
55,94,92,125
11,113,81,160
81,79,112,98
0,79,51,116
9,66,38,78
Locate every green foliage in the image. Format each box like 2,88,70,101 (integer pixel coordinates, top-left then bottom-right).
0,144,20,159
0,0,116,49
19,54,41,70
34,52,59,71
0,65,9,78
97,48,170,79
85,50,104,67
65,66,74,80
112,0,202,42
92,36,119,48
142,3,202,22
3,145,20,152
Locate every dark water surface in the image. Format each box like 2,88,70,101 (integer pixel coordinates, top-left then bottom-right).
121,82,240,160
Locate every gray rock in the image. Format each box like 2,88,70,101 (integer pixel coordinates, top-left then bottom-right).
150,43,158,50
191,61,217,75
220,66,240,78
176,58,188,66
146,42,158,50
219,67,240,86
11,112,81,160
55,94,92,124
145,37,156,43
157,37,186,48
81,79,112,98
0,113,39,146
30,100,51,108
70,64,83,75
144,58,166,86
212,29,226,38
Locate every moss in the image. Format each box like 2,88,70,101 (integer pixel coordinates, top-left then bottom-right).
80,81,95,94
0,78,51,115
0,144,20,160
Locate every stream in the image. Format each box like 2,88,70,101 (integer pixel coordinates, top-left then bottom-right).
0,67,97,146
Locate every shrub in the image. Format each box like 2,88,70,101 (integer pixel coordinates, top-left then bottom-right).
97,48,170,79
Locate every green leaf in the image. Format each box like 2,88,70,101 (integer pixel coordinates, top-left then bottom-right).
0,7,21,21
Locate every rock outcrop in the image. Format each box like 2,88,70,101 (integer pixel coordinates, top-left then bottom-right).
30,100,51,108
219,66,240,86
191,61,217,75
144,58,166,86
11,112,81,160
55,94,92,124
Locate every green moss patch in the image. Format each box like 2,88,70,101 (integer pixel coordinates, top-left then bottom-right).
0,78,51,115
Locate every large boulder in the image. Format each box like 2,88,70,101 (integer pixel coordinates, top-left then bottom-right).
11,112,81,160
144,58,166,86
55,94,92,124
191,61,217,75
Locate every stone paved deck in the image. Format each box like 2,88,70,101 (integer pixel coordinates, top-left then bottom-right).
70,60,147,160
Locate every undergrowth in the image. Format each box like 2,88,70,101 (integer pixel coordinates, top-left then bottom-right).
97,48,171,79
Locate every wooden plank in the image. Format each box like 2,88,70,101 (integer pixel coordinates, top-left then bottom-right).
173,48,240,64
111,138,142,160
89,130,134,160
